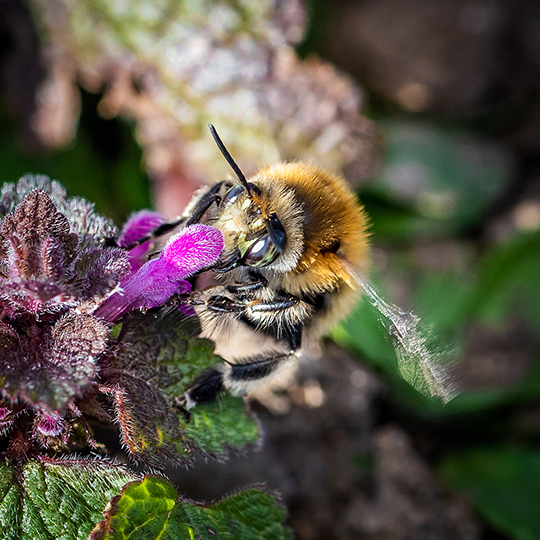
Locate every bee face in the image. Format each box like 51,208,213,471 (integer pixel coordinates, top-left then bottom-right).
171,158,373,407
212,179,304,274
121,125,456,408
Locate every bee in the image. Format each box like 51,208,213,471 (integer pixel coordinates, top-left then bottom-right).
137,126,457,406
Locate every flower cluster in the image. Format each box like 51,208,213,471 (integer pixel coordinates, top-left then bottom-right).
0,176,223,461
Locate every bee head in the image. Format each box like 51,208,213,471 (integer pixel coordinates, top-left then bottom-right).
209,125,290,271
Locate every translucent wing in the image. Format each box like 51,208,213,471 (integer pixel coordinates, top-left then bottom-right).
344,266,459,403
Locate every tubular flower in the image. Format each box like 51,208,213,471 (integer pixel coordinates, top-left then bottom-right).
0,176,223,461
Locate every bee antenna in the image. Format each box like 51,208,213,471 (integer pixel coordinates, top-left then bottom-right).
209,124,253,197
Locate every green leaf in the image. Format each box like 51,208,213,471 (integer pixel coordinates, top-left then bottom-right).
413,272,474,334
186,393,260,457
376,119,511,236
104,307,259,466
360,188,450,242
440,447,540,540
363,119,513,243
0,458,136,540
469,231,540,330
91,475,291,540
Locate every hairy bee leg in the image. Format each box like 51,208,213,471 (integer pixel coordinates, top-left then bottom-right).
246,295,299,312
285,322,303,350
179,351,297,408
202,295,300,315
188,289,300,314
190,289,305,351
124,181,227,249
177,292,304,408
185,181,227,226
226,275,268,295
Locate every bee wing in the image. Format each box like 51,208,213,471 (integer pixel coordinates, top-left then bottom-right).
344,266,459,403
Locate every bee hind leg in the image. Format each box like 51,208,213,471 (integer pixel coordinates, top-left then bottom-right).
178,350,298,409
178,292,304,408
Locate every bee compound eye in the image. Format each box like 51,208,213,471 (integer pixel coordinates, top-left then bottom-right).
243,234,280,267
222,184,245,206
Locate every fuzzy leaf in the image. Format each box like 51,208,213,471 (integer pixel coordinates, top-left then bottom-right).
0,178,132,412
0,312,108,410
91,475,291,540
103,307,259,466
0,458,137,540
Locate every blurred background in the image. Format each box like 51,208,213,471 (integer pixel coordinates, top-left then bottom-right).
1,0,540,538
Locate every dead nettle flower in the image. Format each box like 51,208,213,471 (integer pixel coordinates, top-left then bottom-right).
95,212,222,322
0,176,223,460
116,210,167,273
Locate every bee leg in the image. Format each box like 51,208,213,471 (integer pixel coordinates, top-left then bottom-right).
226,275,268,296
184,181,227,226
178,295,304,408
192,292,299,314
187,275,268,308
179,351,297,409
179,366,226,407
245,294,299,313
285,322,303,351
124,181,227,249
138,217,186,244
227,350,297,387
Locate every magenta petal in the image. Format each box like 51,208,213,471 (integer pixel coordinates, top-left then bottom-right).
118,210,167,248
95,225,223,323
125,259,181,308
126,243,152,276
162,224,224,274
178,304,196,317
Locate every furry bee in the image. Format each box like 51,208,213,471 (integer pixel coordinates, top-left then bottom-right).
140,126,455,406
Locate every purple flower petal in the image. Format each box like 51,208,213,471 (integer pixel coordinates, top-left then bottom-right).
161,223,224,273
118,210,169,275
118,210,166,248
95,224,223,323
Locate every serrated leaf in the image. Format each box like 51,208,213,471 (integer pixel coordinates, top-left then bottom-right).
103,307,259,466
440,447,540,540
91,475,291,540
0,458,137,540
186,393,260,457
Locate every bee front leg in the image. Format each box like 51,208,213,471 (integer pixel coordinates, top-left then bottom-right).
226,274,268,296
204,293,299,314
184,181,227,226
123,181,228,249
